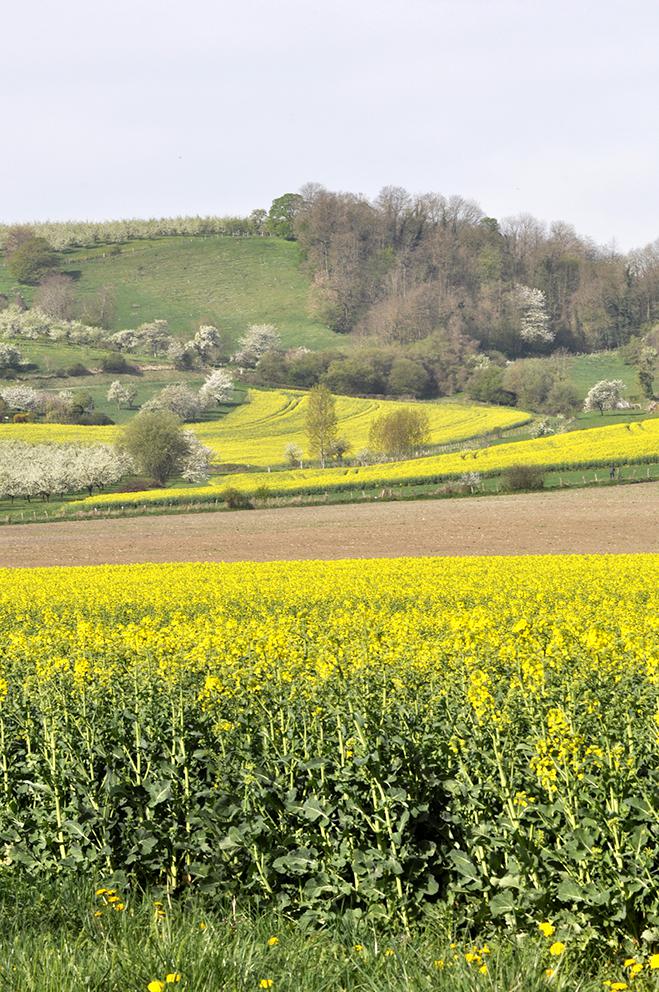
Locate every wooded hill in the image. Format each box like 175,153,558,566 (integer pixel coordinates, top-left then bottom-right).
1,187,657,410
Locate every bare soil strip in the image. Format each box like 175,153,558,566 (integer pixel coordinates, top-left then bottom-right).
1,484,657,568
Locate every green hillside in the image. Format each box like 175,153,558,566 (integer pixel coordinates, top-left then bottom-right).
568,351,641,398
0,236,342,351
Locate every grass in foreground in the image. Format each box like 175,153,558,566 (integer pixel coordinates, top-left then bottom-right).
1,882,657,992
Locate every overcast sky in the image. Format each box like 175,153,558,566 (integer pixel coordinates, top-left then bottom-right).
2,0,657,250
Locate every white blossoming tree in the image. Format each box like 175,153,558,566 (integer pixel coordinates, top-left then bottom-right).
142,384,203,422
107,380,138,410
0,343,24,370
284,442,303,468
0,384,44,413
583,379,626,415
180,432,214,483
192,325,224,364
234,323,281,367
515,285,553,344
199,368,234,407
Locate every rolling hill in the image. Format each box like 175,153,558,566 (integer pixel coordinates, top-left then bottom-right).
0,387,531,468
0,236,341,350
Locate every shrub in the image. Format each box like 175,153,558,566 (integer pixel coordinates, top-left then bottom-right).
501,464,545,491
369,407,430,458
66,363,92,377
77,412,115,426
466,365,515,405
223,487,254,510
100,354,138,375
119,410,191,486
6,236,58,284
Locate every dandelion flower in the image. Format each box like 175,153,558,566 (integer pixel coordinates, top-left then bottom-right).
549,942,565,956
538,922,555,938
147,982,165,992
165,975,181,984
267,937,279,947
259,982,274,989
649,955,659,970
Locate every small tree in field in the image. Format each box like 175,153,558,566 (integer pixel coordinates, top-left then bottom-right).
142,383,203,421
107,380,137,410
284,442,303,468
583,379,626,415
234,324,281,367
34,274,75,319
192,325,225,364
305,384,338,468
199,368,234,407
636,346,657,399
368,407,430,458
329,436,351,464
0,343,24,371
180,432,213,483
7,236,59,285
118,410,192,486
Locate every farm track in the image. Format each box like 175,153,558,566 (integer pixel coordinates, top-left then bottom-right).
1,483,657,567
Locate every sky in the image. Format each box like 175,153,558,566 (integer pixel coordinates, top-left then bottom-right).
2,0,658,250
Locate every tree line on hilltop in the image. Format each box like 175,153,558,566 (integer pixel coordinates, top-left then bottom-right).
1,187,657,411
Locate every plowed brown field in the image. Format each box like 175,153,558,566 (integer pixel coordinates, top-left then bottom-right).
1,484,657,568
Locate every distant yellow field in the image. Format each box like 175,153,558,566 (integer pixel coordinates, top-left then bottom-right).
75,416,659,507
194,389,530,466
0,388,530,467
0,423,117,445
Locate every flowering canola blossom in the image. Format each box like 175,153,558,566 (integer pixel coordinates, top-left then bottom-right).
0,555,657,931
0,387,530,468
73,416,659,508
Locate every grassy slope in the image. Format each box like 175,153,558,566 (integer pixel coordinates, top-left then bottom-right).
0,236,647,404
0,236,339,349
31,372,247,424
563,353,647,430
11,236,340,349
565,352,641,398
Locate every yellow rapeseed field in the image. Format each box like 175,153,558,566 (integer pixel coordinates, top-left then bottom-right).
0,554,657,931
76,415,659,507
192,388,530,465
0,388,530,468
